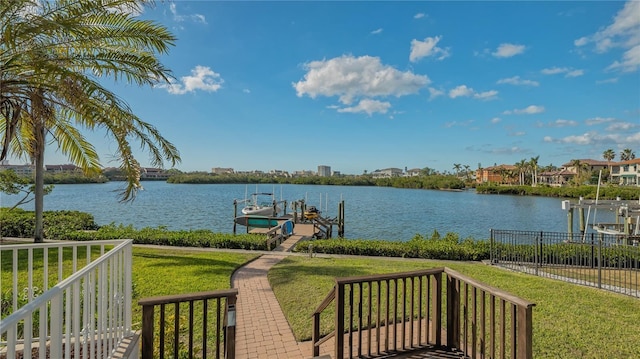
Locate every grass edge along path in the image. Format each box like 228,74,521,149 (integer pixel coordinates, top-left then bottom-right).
269,255,640,359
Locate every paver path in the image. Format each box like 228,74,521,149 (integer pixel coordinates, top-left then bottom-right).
231,235,310,359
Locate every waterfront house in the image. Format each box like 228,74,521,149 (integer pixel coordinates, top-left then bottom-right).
212,167,234,174
140,167,170,180
475,164,517,184
371,167,403,178
45,164,82,174
537,169,576,187
0,161,34,177
560,159,609,174
612,158,640,186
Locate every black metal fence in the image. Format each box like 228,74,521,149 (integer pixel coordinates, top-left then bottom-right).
490,229,640,298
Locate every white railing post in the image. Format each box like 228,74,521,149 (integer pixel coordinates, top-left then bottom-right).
50,293,63,359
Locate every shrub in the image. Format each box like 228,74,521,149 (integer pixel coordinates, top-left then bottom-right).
0,208,98,238
295,231,490,261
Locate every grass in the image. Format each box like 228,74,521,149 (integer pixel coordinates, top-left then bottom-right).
268,256,640,359
129,247,257,329
1,245,257,328
4,244,640,358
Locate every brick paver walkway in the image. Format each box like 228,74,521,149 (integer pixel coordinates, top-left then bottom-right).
231,236,310,359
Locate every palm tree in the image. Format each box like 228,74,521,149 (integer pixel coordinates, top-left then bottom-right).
602,149,615,182
515,159,527,185
1,0,181,242
620,148,636,161
453,163,461,177
529,156,539,186
463,164,471,181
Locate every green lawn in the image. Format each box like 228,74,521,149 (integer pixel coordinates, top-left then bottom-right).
4,245,640,358
129,247,257,329
269,256,640,359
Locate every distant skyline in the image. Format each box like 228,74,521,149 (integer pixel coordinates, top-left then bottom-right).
37,1,639,174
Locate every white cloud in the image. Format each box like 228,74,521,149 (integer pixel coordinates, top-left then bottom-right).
511,131,526,137
541,67,569,75
159,66,223,95
293,55,430,105
491,117,501,124
243,89,251,94
337,99,391,116
540,66,584,78
544,131,640,147
496,76,539,86
492,43,526,58
566,69,584,77
503,105,545,115
585,117,616,125
575,1,640,72
574,37,589,47
449,85,474,98
550,119,578,127
409,36,450,62
474,90,498,100
371,28,383,35
169,2,207,24
428,87,444,100
606,44,640,72
414,13,425,19
448,85,498,100
606,122,637,131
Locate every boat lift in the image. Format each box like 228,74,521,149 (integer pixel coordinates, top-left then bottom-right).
562,197,640,241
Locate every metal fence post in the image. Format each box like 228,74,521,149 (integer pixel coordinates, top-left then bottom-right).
598,233,603,289
490,229,495,264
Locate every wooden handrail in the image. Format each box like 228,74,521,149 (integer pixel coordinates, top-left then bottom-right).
444,268,535,308
335,267,446,285
311,285,336,316
140,289,238,359
311,267,535,359
138,289,238,306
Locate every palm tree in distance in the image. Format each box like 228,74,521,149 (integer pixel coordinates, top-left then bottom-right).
1,0,181,242
529,156,539,187
603,148,615,182
515,159,527,185
620,148,636,161
453,163,461,178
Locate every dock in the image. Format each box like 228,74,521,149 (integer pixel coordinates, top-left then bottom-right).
233,198,346,250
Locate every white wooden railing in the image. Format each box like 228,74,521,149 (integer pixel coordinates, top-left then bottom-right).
0,239,133,359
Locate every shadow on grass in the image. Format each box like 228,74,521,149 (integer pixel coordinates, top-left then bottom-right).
134,251,253,275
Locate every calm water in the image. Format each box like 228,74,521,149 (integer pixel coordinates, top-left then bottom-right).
0,182,616,240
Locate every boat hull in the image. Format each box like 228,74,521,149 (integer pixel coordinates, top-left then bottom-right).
234,216,279,228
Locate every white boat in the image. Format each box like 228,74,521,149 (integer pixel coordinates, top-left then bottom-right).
241,192,280,216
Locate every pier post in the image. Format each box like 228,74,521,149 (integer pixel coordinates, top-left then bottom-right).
233,200,238,235
578,207,585,235
567,208,574,235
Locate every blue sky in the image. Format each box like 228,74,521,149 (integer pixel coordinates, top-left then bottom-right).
46,1,640,174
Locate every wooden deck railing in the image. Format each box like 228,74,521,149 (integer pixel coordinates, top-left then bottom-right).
311,267,535,359
139,289,237,359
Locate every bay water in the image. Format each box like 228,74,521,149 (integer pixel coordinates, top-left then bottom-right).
0,181,615,241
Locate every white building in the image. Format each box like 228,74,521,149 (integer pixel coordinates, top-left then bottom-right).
318,165,331,177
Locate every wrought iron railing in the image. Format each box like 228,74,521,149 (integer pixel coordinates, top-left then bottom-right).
490,229,640,297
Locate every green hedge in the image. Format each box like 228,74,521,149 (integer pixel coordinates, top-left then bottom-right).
476,183,640,199
0,208,99,238
294,231,490,261
61,224,268,250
